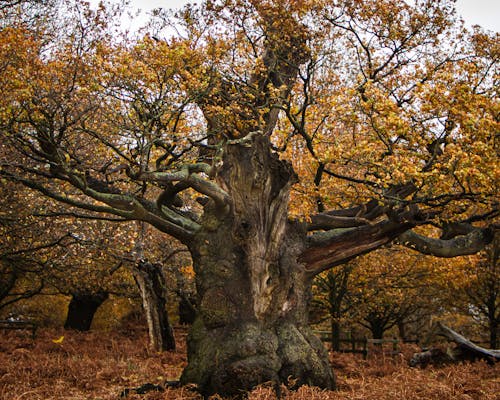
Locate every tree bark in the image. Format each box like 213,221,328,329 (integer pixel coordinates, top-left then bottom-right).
178,294,196,325
489,319,499,349
398,321,407,342
133,260,175,351
180,135,335,396
64,291,108,331
368,319,386,340
398,229,493,257
331,319,341,352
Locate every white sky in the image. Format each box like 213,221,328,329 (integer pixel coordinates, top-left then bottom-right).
89,0,500,33
455,0,500,32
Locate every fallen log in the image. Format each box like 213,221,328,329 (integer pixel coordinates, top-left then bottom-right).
410,322,500,367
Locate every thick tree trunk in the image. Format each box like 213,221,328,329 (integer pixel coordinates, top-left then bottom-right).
182,225,334,396
180,136,335,396
371,326,385,340
134,260,175,351
64,291,108,331
366,314,386,340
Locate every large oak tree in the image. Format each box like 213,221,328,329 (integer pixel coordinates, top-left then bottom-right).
0,0,498,396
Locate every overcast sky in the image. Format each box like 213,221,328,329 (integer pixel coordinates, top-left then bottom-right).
89,0,500,33
455,0,500,31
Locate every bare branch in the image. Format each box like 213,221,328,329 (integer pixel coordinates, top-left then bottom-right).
0,279,45,311
398,228,494,257
308,183,418,231
1,233,73,258
308,214,373,230
2,171,198,243
32,211,129,222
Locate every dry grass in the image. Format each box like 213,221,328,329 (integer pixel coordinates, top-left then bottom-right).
0,326,190,400
0,327,498,400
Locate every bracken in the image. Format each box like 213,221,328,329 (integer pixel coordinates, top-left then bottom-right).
0,328,498,400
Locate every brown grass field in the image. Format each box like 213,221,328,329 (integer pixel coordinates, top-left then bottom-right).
0,326,498,400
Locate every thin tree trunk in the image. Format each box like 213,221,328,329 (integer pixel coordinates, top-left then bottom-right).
331,319,341,352
490,319,499,349
398,321,407,342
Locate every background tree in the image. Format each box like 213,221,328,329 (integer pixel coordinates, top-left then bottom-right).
42,220,135,331
461,234,500,348
0,0,497,396
311,263,355,350
351,248,441,340
312,245,454,342
0,180,73,313
0,184,137,328
37,211,182,347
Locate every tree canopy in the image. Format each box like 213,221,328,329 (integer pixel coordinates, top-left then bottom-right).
1,0,496,256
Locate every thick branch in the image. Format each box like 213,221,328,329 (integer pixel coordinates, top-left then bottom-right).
300,220,414,277
398,228,494,257
308,183,418,231
135,164,229,208
308,214,373,230
61,169,202,240
4,172,197,243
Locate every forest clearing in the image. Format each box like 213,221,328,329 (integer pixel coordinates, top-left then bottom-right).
1,326,499,400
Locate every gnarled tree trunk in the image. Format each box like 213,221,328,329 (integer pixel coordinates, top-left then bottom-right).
180,135,335,396
180,134,427,396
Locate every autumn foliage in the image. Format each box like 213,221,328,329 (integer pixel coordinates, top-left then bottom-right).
0,0,499,397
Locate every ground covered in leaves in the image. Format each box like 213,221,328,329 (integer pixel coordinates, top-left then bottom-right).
1,326,498,400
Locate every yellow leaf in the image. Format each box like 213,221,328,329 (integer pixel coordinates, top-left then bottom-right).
52,336,64,344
